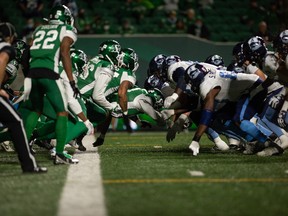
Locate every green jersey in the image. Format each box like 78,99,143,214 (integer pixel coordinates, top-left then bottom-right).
78,56,116,110
105,67,136,98
29,24,77,76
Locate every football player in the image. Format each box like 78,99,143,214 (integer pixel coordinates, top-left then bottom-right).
0,22,47,173
23,5,80,164
91,47,138,147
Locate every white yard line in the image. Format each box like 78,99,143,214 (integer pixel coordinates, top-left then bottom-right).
58,135,107,216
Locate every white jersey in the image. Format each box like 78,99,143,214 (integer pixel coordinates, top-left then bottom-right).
199,69,260,111
167,61,193,88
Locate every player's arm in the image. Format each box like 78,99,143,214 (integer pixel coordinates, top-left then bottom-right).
61,37,74,82
138,98,166,126
192,87,220,142
243,60,267,81
92,71,114,110
118,80,133,114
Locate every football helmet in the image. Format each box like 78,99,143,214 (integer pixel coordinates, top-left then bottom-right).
118,47,139,72
161,55,181,81
184,63,207,93
147,88,164,110
147,54,167,76
49,5,74,26
205,54,224,67
70,48,88,75
98,40,121,65
0,22,16,39
12,39,27,63
273,30,288,58
243,36,267,63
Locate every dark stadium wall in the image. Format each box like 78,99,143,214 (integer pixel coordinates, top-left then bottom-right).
76,34,235,87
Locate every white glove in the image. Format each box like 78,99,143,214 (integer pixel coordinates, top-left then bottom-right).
268,88,285,108
189,141,200,156
84,119,94,135
111,103,123,118
23,78,32,101
161,109,175,120
164,93,178,108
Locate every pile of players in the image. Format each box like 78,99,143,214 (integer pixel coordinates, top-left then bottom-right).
2,5,288,175
144,30,288,157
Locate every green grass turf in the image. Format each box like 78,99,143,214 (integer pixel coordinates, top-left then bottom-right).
0,146,69,216
0,131,288,216
99,132,288,216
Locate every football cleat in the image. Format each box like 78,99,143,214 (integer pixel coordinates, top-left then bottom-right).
78,144,86,151
54,152,79,165
93,137,104,147
243,142,257,155
34,139,54,150
256,147,283,157
0,141,14,152
23,166,48,174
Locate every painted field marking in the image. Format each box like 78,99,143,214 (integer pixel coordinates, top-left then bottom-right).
58,135,107,216
103,178,288,184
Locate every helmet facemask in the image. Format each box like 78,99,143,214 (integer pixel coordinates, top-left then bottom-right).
185,63,206,94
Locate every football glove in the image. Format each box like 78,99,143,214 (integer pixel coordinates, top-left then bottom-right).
269,95,283,109
84,119,94,135
69,80,81,98
111,104,123,118
189,141,200,156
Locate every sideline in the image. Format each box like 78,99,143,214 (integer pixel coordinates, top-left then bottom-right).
58,135,107,216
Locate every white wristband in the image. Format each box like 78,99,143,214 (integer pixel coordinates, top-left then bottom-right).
171,93,179,100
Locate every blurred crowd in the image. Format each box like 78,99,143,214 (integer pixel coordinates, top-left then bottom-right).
1,0,288,42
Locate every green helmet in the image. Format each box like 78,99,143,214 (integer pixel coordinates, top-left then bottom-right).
49,5,74,25
98,40,121,65
118,48,139,72
70,48,88,75
12,39,27,63
147,88,164,110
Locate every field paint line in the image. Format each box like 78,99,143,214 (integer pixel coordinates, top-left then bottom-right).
103,178,288,184
57,135,107,216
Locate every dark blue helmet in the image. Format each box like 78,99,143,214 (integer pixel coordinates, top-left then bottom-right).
273,30,288,58
232,42,245,66
147,54,166,76
184,63,207,93
205,54,224,67
243,36,267,63
161,55,181,81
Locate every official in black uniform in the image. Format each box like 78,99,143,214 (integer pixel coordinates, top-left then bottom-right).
0,22,47,173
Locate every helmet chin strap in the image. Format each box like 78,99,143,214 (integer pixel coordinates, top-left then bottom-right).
105,54,116,68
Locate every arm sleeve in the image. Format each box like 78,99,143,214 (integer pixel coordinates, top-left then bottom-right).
92,71,114,110
61,72,82,114
138,98,165,125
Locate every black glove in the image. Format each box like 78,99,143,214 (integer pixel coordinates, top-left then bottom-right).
69,80,80,98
